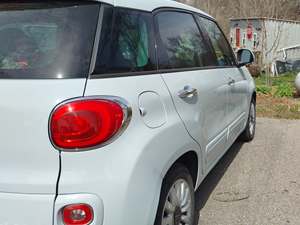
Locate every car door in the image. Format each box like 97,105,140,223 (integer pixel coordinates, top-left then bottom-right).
226,68,249,144
154,10,231,171
198,17,249,145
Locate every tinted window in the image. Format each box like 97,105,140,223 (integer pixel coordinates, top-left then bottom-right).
94,7,155,75
197,17,236,67
155,11,216,70
0,1,100,79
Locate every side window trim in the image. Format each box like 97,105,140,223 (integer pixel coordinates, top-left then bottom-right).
89,3,108,76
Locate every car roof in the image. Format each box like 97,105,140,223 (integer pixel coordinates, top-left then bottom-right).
96,0,213,19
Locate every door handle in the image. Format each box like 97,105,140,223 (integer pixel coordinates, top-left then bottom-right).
228,77,236,86
178,85,198,98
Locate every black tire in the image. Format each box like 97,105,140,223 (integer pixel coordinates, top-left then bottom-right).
240,98,256,142
154,163,195,225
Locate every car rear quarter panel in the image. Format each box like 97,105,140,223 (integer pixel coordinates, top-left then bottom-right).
0,79,86,194
0,79,87,225
57,75,202,225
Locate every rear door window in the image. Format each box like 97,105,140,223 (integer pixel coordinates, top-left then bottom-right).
0,1,100,79
196,16,236,67
93,7,156,75
155,11,216,70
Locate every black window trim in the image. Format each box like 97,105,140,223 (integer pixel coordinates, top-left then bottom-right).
90,5,239,80
88,1,106,76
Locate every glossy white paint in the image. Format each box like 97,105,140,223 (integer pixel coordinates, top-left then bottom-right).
56,1,254,225
0,79,86,194
58,72,255,225
226,67,250,144
58,75,201,225
162,67,254,174
0,1,256,225
0,192,55,225
162,69,229,171
138,91,167,128
0,79,86,224
97,0,212,17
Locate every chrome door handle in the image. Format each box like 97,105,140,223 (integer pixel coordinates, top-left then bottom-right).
178,85,198,98
228,77,235,85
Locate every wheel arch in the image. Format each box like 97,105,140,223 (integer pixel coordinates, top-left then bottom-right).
164,151,199,188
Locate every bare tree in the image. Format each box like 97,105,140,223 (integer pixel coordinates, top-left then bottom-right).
177,0,300,35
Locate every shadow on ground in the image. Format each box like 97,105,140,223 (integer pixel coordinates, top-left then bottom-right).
194,141,244,223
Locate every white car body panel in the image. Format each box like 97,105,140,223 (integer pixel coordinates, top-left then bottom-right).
225,67,251,149
0,79,86,224
97,0,212,17
0,192,54,225
0,1,256,225
161,69,230,172
0,79,86,194
58,75,202,225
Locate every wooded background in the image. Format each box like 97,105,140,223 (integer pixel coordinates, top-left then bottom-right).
177,0,300,35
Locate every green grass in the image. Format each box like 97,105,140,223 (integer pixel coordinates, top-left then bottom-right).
255,72,300,119
255,72,297,87
255,72,297,97
256,85,272,95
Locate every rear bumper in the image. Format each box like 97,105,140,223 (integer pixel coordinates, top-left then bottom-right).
0,192,103,225
0,192,55,225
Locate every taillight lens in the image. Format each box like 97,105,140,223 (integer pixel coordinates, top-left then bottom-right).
50,98,127,150
62,204,93,225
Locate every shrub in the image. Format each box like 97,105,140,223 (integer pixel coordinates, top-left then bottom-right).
274,83,294,97
257,85,272,95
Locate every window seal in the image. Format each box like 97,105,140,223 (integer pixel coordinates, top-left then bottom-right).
88,2,106,76
90,65,236,79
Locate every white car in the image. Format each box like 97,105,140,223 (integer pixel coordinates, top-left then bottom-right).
0,0,256,225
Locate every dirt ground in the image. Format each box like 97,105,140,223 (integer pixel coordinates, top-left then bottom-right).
257,94,300,119
196,118,300,225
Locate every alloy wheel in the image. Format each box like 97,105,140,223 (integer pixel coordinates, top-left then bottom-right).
161,179,193,225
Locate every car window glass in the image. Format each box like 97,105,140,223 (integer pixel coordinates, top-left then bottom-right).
155,11,216,70
0,1,100,79
197,16,236,67
94,7,155,75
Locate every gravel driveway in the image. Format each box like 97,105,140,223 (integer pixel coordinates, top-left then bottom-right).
197,118,300,225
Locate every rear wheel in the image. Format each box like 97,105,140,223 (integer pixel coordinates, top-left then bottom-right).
240,99,256,142
154,164,195,225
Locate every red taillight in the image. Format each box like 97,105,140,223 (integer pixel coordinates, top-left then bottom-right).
62,204,93,225
50,98,128,150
